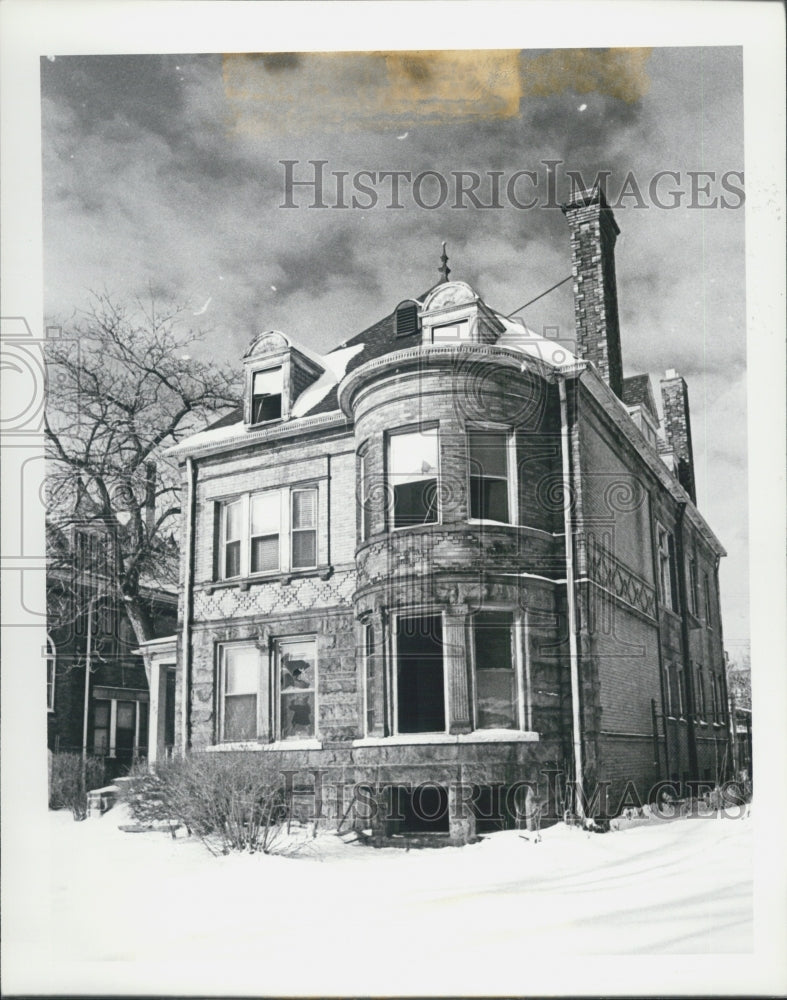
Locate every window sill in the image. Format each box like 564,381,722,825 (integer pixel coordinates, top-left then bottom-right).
207,739,323,752
203,566,333,594
353,730,539,748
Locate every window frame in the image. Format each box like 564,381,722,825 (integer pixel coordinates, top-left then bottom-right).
290,487,318,570
221,498,244,580
703,572,713,628
466,426,518,526
391,608,448,736
217,485,321,581
687,554,699,617
250,364,284,425
468,608,525,731
92,695,148,759
274,635,318,742
657,524,679,614
386,425,441,532
695,663,706,720
46,635,56,712
358,446,372,542
218,642,263,743
362,621,376,736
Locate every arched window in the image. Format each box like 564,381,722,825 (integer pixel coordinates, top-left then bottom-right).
46,636,56,712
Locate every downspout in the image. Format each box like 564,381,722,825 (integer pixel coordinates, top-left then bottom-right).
81,600,93,761
647,494,671,782
180,457,196,755
714,554,733,780
675,502,699,780
558,376,584,821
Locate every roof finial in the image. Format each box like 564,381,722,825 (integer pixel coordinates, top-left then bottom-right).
439,241,451,283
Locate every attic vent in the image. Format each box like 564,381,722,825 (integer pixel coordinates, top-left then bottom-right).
395,301,420,338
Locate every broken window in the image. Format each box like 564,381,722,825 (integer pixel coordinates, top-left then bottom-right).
220,645,259,741
250,492,280,573
473,610,517,729
278,638,316,740
251,366,283,423
396,613,445,733
468,431,511,522
291,489,317,569
388,427,439,529
222,499,243,578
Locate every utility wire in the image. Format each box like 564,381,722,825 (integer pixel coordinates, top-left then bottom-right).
505,275,573,318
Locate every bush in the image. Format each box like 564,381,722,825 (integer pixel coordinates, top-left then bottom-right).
126,752,292,855
49,753,106,820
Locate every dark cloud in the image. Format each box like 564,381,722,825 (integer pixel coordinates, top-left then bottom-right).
41,46,748,645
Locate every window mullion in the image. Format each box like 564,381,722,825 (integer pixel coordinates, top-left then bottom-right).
281,489,290,572
507,431,518,525
515,612,528,730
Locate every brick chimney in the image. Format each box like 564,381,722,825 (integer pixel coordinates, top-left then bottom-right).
660,369,696,503
562,186,623,399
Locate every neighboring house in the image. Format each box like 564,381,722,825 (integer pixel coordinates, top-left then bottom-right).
150,187,733,842
47,522,178,779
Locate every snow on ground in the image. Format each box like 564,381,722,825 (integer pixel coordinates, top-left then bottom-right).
7,804,752,995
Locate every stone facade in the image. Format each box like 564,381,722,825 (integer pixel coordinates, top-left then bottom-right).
167,195,731,843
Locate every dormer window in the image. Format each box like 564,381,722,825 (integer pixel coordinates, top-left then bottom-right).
433,320,470,342
243,331,324,428
251,367,283,423
419,281,504,347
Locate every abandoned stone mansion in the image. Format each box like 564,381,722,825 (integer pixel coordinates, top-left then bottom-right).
141,187,732,842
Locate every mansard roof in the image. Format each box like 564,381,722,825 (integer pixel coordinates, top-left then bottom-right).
174,279,577,453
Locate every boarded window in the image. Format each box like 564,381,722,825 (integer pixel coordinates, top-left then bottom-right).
278,638,316,740
432,319,470,342
221,645,259,741
468,431,510,522
473,611,517,729
251,492,280,573
251,367,283,423
396,613,445,734
388,428,439,529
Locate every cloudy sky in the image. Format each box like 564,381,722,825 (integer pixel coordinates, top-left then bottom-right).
40,46,748,656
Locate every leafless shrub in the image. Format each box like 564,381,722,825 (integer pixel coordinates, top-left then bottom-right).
49,752,106,820
126,753,296,855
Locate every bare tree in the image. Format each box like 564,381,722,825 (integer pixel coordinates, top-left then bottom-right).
46,293,241,647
